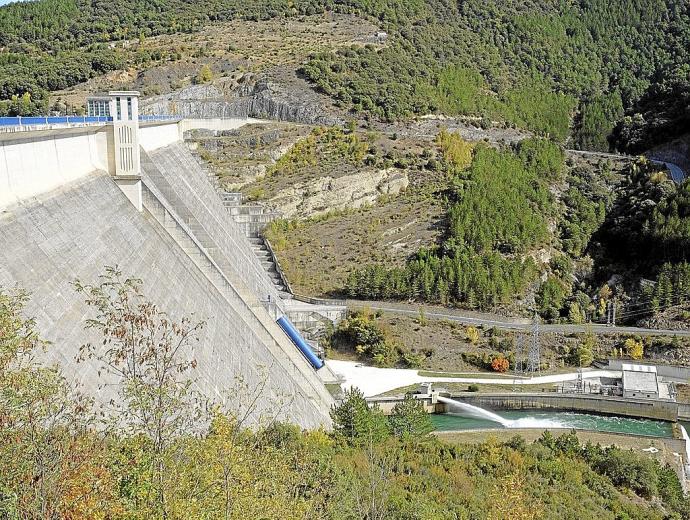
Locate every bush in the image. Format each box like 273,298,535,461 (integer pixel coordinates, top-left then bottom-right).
334,310,400,367
491,356,509,373
195,64,213,84
624,337,644,360
467,384,480,392
592,447,659,498
465,326,480,344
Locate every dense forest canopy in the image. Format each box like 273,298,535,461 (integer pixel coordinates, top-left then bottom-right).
0,0,688,149
302,0,690,146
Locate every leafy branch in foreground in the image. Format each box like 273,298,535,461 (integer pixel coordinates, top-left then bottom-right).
0,288,108,519
74,266,206,518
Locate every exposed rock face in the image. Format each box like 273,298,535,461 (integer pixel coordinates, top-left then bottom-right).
141,69,344,126
267,168,409,219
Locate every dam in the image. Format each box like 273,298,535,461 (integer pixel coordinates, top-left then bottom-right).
0,92,343,428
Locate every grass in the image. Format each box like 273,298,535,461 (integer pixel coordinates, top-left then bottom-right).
417,370,522,379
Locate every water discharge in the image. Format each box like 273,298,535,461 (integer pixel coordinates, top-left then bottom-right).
433,403,673,437
436,396,564,429
679,425,690,478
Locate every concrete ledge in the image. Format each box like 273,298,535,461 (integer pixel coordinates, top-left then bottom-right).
368,392,679,421
456,393,678,421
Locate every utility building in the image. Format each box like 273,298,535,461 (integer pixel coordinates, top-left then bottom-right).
622,364,659,399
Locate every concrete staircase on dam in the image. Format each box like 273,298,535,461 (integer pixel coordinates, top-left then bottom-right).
139,143,342,387
249,237,293,300
222,196,280,239
213,191,293,299
181,147,347,332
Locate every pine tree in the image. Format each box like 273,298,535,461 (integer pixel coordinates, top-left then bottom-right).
330,388,390,446
388,395,432,440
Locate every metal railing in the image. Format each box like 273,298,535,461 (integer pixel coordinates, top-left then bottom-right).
0,114,181,127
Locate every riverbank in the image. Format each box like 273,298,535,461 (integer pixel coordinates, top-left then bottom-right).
436,428,687,485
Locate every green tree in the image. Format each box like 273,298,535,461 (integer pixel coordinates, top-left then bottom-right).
330,388,390,446
537,276,568,320
388,395,432,439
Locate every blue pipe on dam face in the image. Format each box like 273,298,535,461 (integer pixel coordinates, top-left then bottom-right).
276,316,324,370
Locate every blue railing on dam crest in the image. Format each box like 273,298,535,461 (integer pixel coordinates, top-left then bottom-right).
0,115,180,127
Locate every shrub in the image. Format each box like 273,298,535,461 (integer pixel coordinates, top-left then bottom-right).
624,338,644,360
467,384,480,392
195,64,213,84
334,310,398,367
491,356,509,373
466,326,480,344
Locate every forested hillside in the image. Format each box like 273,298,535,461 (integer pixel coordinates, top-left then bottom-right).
302,0,690,148
1,0,688,151
3,285,689,519
345,136,562,308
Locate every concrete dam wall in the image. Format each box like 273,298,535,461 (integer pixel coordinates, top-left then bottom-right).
0,121,334,428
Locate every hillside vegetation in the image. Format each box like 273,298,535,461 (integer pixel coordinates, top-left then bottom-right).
1,0,689,151
302,0,690,149
2,285,689,519
345,136,561,309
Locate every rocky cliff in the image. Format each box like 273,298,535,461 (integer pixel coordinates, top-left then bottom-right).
142,68,344,126
266,168,409,219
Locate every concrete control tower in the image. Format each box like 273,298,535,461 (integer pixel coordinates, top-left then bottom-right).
109,91,142,210
87,91,143,210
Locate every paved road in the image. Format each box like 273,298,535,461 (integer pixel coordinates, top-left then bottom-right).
651,160,687,183
328,359,622,397
565,149,687,183
346,300,690,337
565,149,632,161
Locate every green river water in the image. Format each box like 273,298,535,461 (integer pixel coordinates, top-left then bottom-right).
431,410,674,438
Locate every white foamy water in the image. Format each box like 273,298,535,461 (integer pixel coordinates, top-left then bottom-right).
679,425,690,479
508,417,565,429
438,396,511,426
438,396,565,429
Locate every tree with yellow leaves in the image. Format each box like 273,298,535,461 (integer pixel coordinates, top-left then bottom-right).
436,128,474,171
466,325,481,345
488,471,542,520
624,337,645,360
0,287,117,519
196,64,214,84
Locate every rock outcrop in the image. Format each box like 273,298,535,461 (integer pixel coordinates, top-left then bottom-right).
267,168,409,219
142,68,344,126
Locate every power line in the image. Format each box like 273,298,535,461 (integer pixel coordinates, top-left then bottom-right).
512,334,525,393
527,314,540,374
592,299,689,324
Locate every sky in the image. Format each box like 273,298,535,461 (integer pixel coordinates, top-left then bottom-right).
0,0,32,6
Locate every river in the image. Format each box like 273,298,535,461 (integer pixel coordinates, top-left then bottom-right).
431,410,674,438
